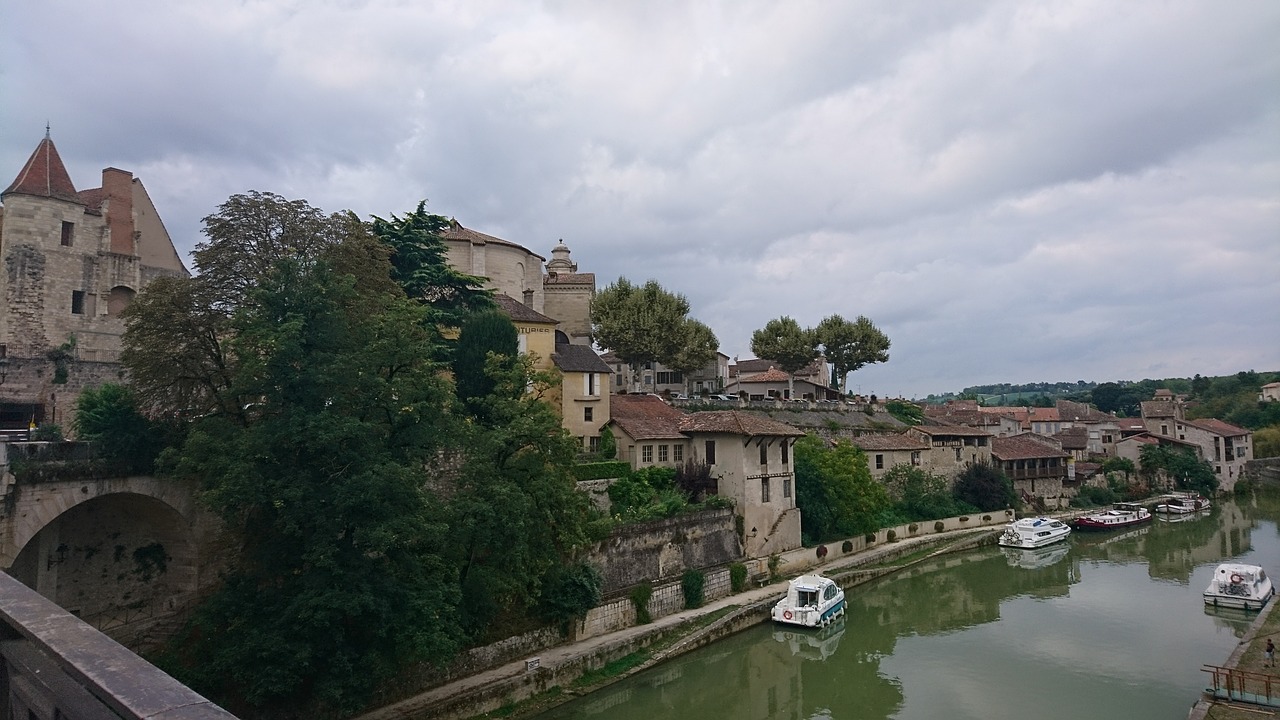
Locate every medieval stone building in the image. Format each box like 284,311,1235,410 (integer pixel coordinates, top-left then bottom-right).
0,132,188,434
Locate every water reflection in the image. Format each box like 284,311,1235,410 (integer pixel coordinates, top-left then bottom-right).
536,496,1280,720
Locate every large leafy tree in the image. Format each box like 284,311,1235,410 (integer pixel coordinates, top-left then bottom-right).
169,257,463,716
73,383,174,474
1139,443,1217,496
666,319,720,395
451,309,520,414
591,278,702,391
881,464,961,521
793,435,890,543
750,316,818,398
815,314,890,392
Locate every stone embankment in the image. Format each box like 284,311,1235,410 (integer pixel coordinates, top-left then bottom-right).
355,526,1000,720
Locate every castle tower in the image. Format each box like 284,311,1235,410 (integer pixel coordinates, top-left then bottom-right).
542,240,594,346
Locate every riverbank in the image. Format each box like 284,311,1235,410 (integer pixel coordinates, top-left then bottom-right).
354,526,1000,720
1188,593,1280,720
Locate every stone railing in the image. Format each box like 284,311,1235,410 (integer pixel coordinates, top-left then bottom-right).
0,571,237,719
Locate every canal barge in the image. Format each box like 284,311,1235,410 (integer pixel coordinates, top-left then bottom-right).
1071,503,1152,531
1204,563,1274,611
1154,491,1210,514
771,574,846,628
997,517,1071,548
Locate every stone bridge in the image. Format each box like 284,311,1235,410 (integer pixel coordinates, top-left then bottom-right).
0,442,223,645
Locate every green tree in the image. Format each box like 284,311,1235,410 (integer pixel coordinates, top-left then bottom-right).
451,309,519,414
1255,426,1280,459
591,278,699,391
370,201,494,340
1100,456,1136,482
750,317,818,399
73,383,172,474
666,319,720,395
793,435,890,543
815,314,890,392
881,464,960,521
1139,443,1217,496
951,461,1016,512
168,257,463,716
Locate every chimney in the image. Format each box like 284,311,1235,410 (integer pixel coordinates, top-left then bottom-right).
102,167,135,254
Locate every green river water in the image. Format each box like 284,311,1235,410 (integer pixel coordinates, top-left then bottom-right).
534,494,1280,720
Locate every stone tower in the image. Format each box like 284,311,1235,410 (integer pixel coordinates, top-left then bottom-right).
542,239,594,346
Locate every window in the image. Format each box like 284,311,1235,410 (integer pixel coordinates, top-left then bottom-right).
659,444,669,462
705,440,716,465
673,444,684,463
761,477,771,503
71,290,85,315
588,436,601,453
583,407,593,422
759,444,768,465
781,441,789,465
911,451,921,466
61,221,74,246
954,447,962,461
616,373,625,386
875,454,884,470
642,445,653,463
585,373,598,396
783,477,791,498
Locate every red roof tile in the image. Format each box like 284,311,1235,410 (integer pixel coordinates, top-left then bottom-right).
852,434,929,451
4,135,80,203
1183,417,1250,437
495,293,556,324
677,410,804,438
608,394,687,440
991,433,1068,460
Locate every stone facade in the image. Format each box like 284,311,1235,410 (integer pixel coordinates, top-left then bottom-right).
0,134,188,434
583,509,742,595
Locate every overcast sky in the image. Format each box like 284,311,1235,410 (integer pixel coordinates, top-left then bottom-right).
3,1,1277,399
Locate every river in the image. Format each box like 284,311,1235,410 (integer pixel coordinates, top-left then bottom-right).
533,494,1280,720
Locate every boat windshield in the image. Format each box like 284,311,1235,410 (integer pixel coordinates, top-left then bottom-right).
798,589,819,607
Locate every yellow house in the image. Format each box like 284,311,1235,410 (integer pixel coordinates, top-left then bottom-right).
495,294,556,373
551,341,612,453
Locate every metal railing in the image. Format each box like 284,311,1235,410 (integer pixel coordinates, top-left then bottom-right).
1202,664,1280,707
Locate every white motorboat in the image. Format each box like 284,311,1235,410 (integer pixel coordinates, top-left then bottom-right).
771,574,846,627
1204,563,1274,611
1155,491,1210,514
997,517,1071,548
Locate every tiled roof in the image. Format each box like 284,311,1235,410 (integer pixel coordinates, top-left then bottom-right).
1141,400,1178,418
1029,408,1059,422
608,394,688,440
552,343,611,374
852,434,929,451
1056,400,1114,423
4,135,80,203
1053,427,1088,450
991,433,1068,460
740,367,791,383
910,425,993,438
677,410,805,438
1119,434,1160,446
1183,417,1250,437
1116,418,1147,432
545,272,595,285
441,219,545,261
494,294,557,324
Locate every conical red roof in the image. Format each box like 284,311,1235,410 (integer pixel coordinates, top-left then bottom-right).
3,134,80,203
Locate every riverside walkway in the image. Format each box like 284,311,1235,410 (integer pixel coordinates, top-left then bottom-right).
356,526,999,720
1190,593,1280,719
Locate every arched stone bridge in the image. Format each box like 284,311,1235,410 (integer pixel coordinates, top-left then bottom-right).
1,448,222,644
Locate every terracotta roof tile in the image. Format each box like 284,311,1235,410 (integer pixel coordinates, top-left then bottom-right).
1183,417,1250,437
677,410,804,438
910,425,993,438
852,434,930,451
545,272,594,285
608,394,687,440
991,433,1069,460
4,135,80,203
741,367,791,383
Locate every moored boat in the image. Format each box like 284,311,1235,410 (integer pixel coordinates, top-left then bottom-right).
1071,503,1152,531
771,574,846,627
997,517,1071,548
1204,563,1274,611
1155,491,1210,514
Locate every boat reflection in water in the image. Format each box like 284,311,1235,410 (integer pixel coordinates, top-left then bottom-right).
771,616,847,661
1002,542,1071,569
1156,509,1209,524
1204,605,1261,639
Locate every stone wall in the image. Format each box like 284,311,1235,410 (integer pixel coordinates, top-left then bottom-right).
584,508,742,595
1244,457,1280,487
574,566,732,641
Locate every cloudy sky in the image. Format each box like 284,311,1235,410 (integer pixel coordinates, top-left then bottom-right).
3,1,1277,399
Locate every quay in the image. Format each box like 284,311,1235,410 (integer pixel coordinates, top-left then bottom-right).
1192,592,1280,719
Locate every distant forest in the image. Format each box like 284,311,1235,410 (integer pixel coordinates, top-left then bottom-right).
923,370,1280,432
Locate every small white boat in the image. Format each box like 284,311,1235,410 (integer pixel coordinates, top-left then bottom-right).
1155,491,1211,514
1204,564,1274,611
997,517,1071,548
1071,503,1152,531
771,574,846,627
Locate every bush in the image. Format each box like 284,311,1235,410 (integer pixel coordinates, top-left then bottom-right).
682,570,705,609
886,529,897,542
982,514,991,522
842,540,853,553
630,582,653,624
934,521,945,532
1072,485,1117,508
573,461,631,481
31,425,64,442
908,523,919,534
952,461,1017,511
729,562,748,593
767,554,781,582
865,533,875,543
538,562,603,634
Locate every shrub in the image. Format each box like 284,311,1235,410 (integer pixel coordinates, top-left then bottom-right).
908,523,919,534
682,570,705,609
865,533,875,543
729,562,748,593
31,425,64,442
934,521,945,532
538,562,603,634
842,540,853,553
959,516,970,522
767,554,781,582
573,461,631,481
630,582,653,624
597,426,617,460
816,544,828,560
886,529,897,542
982,514,991,522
